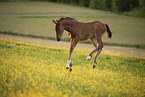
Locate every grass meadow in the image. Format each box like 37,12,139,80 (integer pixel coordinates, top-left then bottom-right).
0,2,145,48
0,39,145,97
0,1,145,97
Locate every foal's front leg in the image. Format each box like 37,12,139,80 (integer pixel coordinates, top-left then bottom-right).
66,39,78,71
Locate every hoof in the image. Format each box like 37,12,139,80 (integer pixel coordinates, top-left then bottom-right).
69,68,72,72
66,67,69,70
93,65,96,69
87,59,90,61
87,56,91,61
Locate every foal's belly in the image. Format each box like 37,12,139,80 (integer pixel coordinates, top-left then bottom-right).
79,32,94,41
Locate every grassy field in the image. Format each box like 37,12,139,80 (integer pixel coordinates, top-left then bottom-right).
0,2,145,97
0,2,145,48
0,39,145,97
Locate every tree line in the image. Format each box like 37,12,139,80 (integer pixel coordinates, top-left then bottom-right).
45,0,145,12
1,0,145,16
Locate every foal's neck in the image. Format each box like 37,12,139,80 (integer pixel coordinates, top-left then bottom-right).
61,20,77,26
61,20,78,32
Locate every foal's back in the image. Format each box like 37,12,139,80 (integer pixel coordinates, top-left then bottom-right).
78,20,105,40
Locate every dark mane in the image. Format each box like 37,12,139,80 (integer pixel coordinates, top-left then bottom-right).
59,16,76,22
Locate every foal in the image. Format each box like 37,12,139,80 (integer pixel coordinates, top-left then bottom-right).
52,16,112,71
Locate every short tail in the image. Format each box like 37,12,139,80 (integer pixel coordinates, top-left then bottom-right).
105,24,112,38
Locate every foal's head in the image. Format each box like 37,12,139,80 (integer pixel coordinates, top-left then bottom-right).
52,20,64,41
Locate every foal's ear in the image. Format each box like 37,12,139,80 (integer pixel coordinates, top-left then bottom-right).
52,20,59,24
52,20,57,24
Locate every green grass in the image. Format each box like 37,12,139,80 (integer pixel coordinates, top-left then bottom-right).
0,2,145,48
0,39,145,97
1,31,145,49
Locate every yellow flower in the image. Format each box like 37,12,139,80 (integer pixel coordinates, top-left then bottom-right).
63,94,69,97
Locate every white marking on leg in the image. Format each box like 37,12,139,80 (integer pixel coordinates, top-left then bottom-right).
87,56,91,61
66,60,71,68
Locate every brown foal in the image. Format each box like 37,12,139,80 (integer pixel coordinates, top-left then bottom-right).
52,16,112,71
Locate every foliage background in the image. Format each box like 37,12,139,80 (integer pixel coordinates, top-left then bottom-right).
25,0,145,17
0,0,145,16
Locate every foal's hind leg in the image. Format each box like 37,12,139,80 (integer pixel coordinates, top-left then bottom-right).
87,37,103,68
93,49,102,68
92,39,103,68
87,37,98,61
